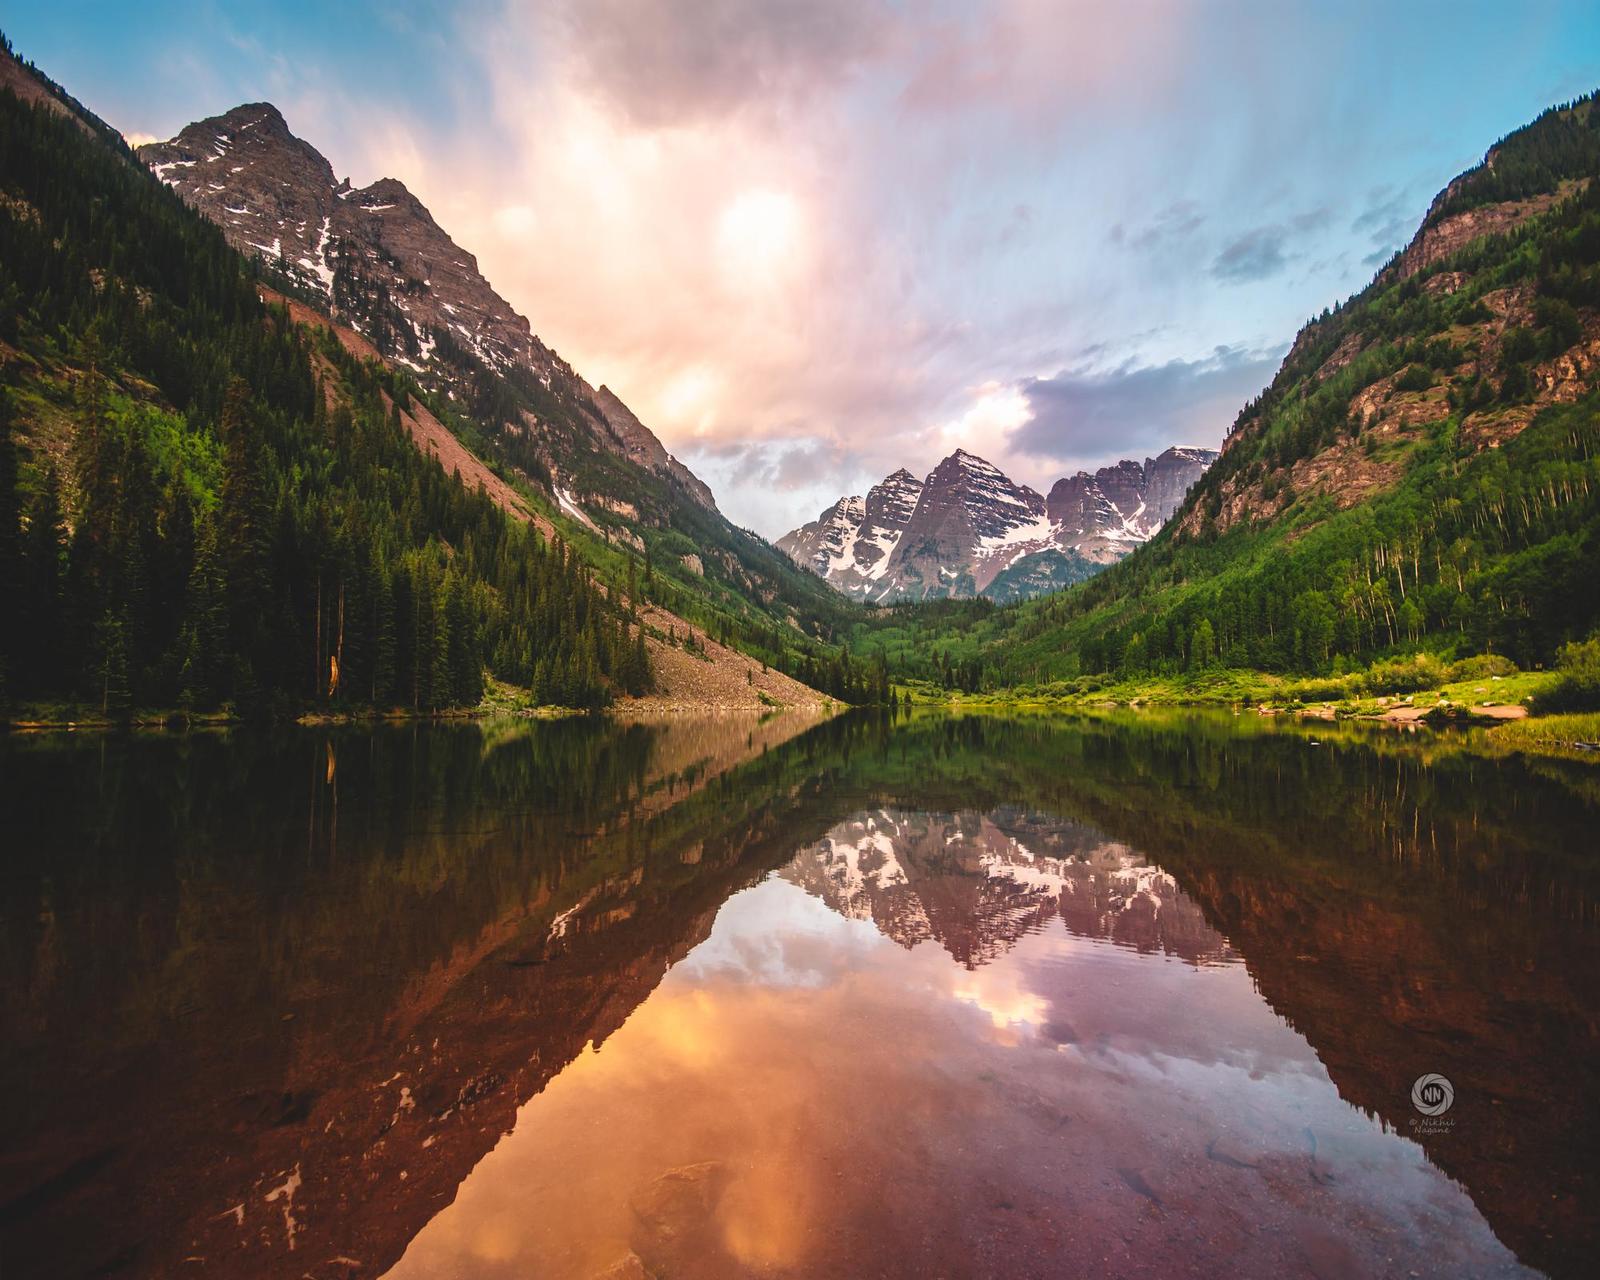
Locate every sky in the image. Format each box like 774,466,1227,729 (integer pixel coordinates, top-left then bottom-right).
11,2,1600,536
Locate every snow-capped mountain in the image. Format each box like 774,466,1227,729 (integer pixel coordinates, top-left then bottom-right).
884,450,1054,601
780,446,1217,603
136,102,715,510
774,468,922,597
781,809,1234,970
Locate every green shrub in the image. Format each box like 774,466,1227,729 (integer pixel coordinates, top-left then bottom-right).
1365,653,1449,695
1447,653,1518,681
1421,338,1462,370
1284,674,1358,702
1534,296,1582,353
1532,638,1600,714
1395,364,1434,393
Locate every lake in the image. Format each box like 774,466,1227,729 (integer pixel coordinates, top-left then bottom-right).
1,711,1596,1279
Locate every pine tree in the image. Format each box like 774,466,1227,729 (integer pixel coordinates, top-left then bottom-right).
95,608,131,719
428,574,452,710
370,554,396,707
0,391,20,707
218,378,272,703
178,514,227,709
20,465,64,693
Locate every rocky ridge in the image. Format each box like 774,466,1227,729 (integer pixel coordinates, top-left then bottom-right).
136,103,714,510
775,468,923,598
780,446,1216,603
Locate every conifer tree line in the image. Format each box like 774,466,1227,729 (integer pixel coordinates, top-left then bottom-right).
788,650,893,705
0,86,649,717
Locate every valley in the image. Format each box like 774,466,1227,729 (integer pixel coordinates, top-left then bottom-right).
4,34,1598,733
2,11,1599,1280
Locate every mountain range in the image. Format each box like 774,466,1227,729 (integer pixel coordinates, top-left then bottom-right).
778,446,1216,603
137,97,1215,617
114,78,898,705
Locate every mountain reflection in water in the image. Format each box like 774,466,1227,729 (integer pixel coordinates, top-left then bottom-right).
1,711,1596,1279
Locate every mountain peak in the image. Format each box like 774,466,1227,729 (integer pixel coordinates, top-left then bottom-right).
931,449,1009,484
350,175,420,207
138,106,542,371
776,465,926,595
221,101,288,131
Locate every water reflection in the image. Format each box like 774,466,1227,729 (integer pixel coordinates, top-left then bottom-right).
782,808,1237,968
388,808,1536,1279
1,711,1597,1279
0,712,832,1279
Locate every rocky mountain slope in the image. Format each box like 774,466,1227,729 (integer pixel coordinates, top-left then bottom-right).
961,91,1600,683
779,446,1214,603
775,468,923,599
137,103,713,509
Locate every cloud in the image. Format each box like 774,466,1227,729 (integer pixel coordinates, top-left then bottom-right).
1350,183,1418,264
1211,226,1291,283
1011,344,1286,469
1118,199,1206,250
895,0,1191,128
1289,205,1332,233
700,438,848,494
540,0,893,129
683,438,880,536
227,0,1553,540
1352,185,1409,237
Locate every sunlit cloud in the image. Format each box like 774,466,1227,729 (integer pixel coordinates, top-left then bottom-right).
951,968,1051,1042
934,381,1035,459
716,187,807,292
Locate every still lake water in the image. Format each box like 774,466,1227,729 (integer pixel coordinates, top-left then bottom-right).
1,711,1597,1279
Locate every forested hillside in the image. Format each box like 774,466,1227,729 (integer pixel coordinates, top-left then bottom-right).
129,83,873,698
861,93,1600,690
0,79,645,716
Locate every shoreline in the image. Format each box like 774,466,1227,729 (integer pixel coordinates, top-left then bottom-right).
2,697,841,734
898,692,1600,764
